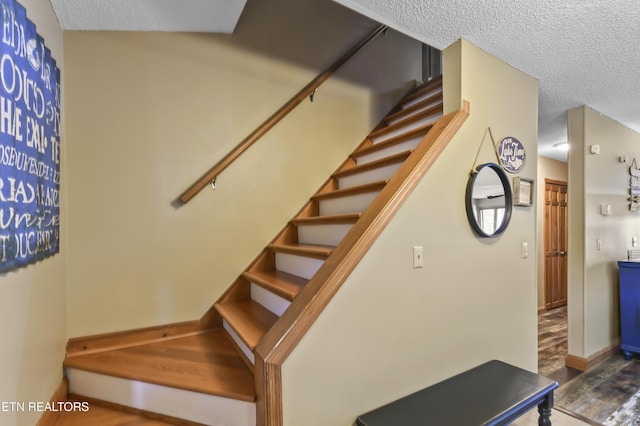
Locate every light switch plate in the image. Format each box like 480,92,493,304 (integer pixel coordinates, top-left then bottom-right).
413,246,423,268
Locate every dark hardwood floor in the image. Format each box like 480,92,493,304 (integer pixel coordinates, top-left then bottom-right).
538,305,582,384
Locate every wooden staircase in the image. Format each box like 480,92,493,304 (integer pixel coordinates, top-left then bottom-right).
62,76,467,425
209,77,445,367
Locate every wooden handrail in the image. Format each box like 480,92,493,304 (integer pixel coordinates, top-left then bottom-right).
254,101,470,425
178,24,389,204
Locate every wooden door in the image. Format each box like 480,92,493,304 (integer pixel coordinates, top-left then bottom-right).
544,179,568,309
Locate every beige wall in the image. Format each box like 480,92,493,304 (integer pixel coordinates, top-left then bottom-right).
0,1,66,426
536,157,568,308
63,0,422,337
280,39,539,426
568,106,639,358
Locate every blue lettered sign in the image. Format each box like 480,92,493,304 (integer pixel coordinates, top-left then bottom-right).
0,0,61,272
497,136,526,173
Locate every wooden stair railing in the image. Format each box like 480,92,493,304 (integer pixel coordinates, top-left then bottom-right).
178,24,388,204
254,100,470,425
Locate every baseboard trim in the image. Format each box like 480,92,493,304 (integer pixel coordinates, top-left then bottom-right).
66,320,213,357
564,354,588,371
537,306,547,315
37,377,68,426
566,344,620,372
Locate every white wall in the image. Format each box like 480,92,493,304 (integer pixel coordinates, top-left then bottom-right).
280,39,539,426
568,106,639,358
63,0,422,337
0,1,66,425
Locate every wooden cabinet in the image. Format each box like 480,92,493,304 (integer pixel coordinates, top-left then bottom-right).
618,261,640,360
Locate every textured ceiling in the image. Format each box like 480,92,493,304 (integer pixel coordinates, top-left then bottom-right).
50,0,640,161
332,0,640,161
50,0,247,33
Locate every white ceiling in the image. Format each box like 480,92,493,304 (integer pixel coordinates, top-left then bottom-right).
49,0,247,33
50,0,640,162
333,0,640,162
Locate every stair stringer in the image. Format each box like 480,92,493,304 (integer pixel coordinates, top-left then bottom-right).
254,101,470,426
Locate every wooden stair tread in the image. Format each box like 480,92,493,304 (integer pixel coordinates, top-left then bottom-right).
292,213,361,225
403,75,443,104
63,330,256,402
243,270,307,301
215,300,278,350
352,127,432,159
369,109,441,139
56,395,202,425
313,180,388,201
385,92,443,123
267,242,333,259
334,150,412,179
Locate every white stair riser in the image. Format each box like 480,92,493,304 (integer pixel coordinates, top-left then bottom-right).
297,223,352,246
275,252,324,280
251,283,290,317
371,113,442,144
356,136,424,165
66,369,256,426
402,87,441,109
338,163,402,189
387,99,442,125
223,320,254,364
319,191,379,215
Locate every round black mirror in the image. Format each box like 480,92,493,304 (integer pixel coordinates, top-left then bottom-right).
465,163,512,238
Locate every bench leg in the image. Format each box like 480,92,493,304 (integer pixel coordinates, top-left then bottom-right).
537,392,554,426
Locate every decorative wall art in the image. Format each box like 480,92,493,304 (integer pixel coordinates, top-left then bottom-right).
629,159,640,211
497,136,526,173
513,177,534,207
0,0,61,272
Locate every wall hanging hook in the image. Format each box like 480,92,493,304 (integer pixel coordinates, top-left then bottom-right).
310,88,317,103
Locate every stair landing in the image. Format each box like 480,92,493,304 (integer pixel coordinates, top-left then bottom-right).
64,329,255,402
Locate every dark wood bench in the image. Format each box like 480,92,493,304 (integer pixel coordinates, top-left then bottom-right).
355,360,559,426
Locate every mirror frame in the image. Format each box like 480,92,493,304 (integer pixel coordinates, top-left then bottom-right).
465,162,513,238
